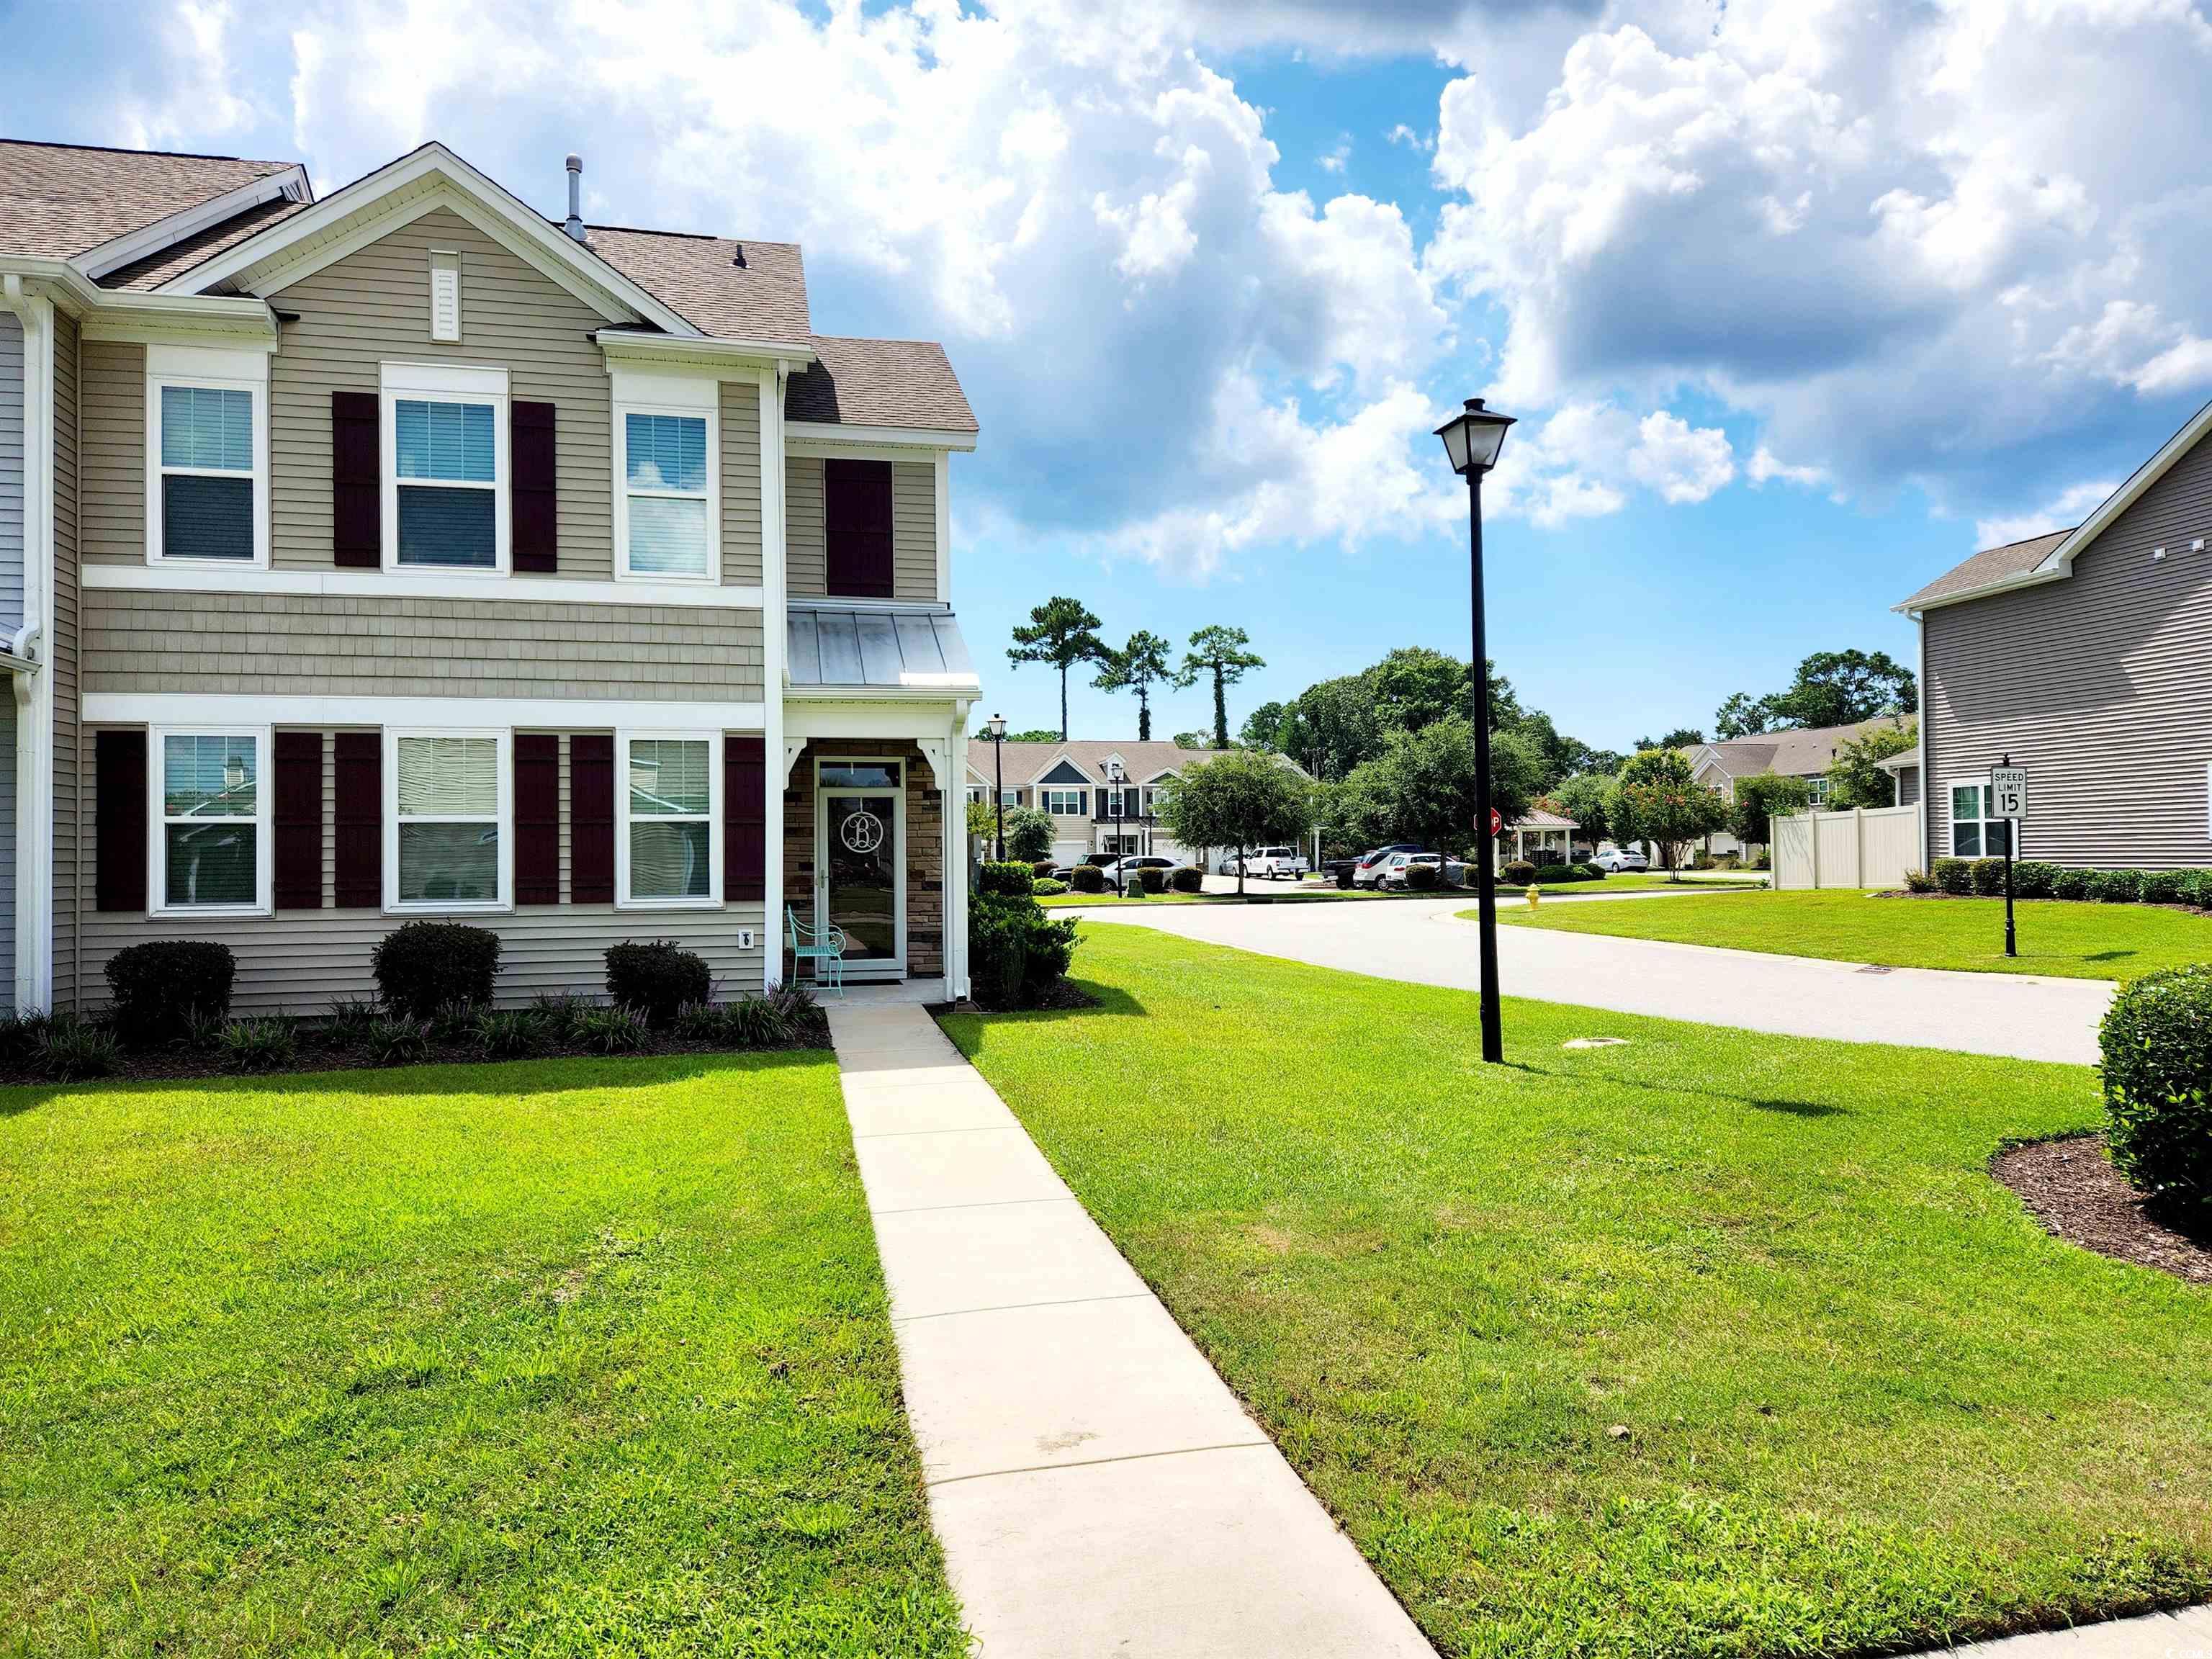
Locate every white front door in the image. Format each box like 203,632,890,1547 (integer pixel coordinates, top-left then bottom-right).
816,759,905,981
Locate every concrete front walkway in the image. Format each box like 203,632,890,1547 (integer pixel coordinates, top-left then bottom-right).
826,1002,1435,1659
1076,895,2111,1064
1928,1604,2212,1657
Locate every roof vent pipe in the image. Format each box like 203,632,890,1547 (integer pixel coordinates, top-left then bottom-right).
564,154,586,243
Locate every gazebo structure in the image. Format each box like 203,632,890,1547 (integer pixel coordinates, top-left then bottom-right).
1499,807,1581,868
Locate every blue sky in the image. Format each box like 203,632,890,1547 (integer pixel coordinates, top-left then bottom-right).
10,0,2211,753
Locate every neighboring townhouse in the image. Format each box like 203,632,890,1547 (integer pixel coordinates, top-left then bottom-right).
963,739,1276,870
0,138,980,1012
1683,716,1915,857
1898,397,2212,872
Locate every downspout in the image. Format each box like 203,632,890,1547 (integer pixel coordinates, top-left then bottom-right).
760,362,788,992
1,274,53,1015
1914,608,1929,871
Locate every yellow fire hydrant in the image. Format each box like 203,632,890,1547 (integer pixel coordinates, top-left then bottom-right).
1526,884,1541,909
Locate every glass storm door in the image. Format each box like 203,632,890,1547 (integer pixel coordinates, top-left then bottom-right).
817,762,904,978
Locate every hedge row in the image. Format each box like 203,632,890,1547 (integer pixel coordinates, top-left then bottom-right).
1912,859,2212,906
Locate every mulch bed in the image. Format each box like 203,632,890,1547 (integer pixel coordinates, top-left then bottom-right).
1992,1134,2212,1285
0,1016,833,1089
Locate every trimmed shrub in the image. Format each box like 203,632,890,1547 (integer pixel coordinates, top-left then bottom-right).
373,922,501,1020
1139,867,1169,894
1069,865,1107,894
104,940,235,1048
37,1015,120,1082
219,1017,297,1074
1031,860,1059,881
1969,858,2008,896
1404,863,1442,891
1531,863,1597,884
2088,869,2143,904
1033,878,1068,896
1902,868,1936,894
2099,964,2212,1215
1171,866,1205,894
968,894,1080,1011
2013,860,2059,899
2052,866,2094,901
1933,858,1974,896
1501,859,1537,886
604,940,711,1027
979,861,1036,899
1579,862,1607,879
2141,870,2192,907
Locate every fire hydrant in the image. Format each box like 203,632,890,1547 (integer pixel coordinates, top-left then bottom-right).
1526,884,1541,909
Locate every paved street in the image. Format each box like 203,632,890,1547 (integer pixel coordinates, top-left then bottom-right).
1065,894,2110,1065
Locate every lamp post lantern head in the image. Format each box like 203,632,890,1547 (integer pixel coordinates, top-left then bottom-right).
986,712,1007,741
1434,397,1515,477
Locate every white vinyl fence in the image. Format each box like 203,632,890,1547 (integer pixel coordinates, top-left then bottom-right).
1770,804,1920,891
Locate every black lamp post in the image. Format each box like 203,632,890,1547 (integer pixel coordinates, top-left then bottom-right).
986,712,1008,861
1434,396,1516,1064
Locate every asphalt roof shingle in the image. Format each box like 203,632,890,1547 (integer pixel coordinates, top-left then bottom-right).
0,138,294,261
963,740,1291,782
1692,716,1913,778
96,194,312,289
1900,529,2073,608
788,336,977,432
582,225,811,347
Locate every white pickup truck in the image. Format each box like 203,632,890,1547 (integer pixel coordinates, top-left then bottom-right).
1231,845,1310,881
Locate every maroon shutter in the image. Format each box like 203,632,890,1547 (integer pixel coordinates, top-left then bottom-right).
332,390,380,567
515,733,561,904
824,459,894,597
333,732,382,907
571,734,615,904
94,729,148,913
511,400,558,573
725,734,766,901
274,731,324,909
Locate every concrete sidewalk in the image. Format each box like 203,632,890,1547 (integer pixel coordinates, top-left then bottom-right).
827,1002,1436,1659
1926,1605,2212,1657
1076,896,2110,1064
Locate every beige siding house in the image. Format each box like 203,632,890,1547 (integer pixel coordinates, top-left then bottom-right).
1899,398,2212,873
963,739,1299,871
0,138,980,1013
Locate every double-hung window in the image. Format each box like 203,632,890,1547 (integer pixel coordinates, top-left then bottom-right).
387,730,509,909
146,345,266,565
1042,787,1086,816
613,374,719,583
619,734,720,906
382,363,508,572
1949,782,2013,858
153,728,269,914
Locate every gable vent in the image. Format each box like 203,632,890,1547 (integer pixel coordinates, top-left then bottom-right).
428,249,462,341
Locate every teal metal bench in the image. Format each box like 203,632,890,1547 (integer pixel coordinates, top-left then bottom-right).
786,906,847,997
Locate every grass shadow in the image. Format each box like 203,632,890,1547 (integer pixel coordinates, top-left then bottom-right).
1517,1058,1851,1123
2084,949,2138,963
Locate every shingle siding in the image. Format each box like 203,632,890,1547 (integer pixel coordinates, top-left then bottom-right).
785,452,938,601
1923,428,2212,870
84,590,764,701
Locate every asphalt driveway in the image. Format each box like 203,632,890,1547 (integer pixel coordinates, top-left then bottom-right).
1069,894,2109,1065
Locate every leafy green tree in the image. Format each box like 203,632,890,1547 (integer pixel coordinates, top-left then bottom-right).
1004,728,1060,745
1716,648,1917,736
1365,647,1523,737
1093,629,1175,741
1334,717,1543,857
1608,749,1727,871
1635,727,1706,751
1552,771,1617,854
1281,675,1380,781
1007,597,1105,741
1172,730,1210,750
1154,750,1313,895
1238,701,1290,751
1177,625,1266,750
1729,773,1815,850
964,796,999,848
1002,806,1057,865
1826,721,1917,808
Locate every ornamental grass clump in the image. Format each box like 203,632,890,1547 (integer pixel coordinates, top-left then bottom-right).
2099,965,2212,1217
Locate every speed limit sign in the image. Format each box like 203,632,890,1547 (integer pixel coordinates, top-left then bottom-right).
1991,766,2028,820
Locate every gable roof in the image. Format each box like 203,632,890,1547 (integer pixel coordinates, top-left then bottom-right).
963,739,1298,786
1690,716,1910,779
1899,396,2212,612
0,138,299,262
786,336,977,434
96,194,312,290
584,227,809,347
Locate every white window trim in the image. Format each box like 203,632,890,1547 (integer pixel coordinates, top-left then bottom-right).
1042,787,1087,817
384,726,513,913
1948,776,2013,859
145,344,269,569
148,723,274,917
380,361,511,577
611,377,721,586
616,728,724,910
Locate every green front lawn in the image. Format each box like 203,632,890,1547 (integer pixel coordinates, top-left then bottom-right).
1493,886,2212,979
1514,872,1767,897
0,1055,966,1656
943,927,2212,1658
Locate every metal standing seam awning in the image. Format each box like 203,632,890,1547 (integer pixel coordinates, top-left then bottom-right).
786,602,980,694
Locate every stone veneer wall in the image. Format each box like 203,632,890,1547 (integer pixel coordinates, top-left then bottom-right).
783,739,944,983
